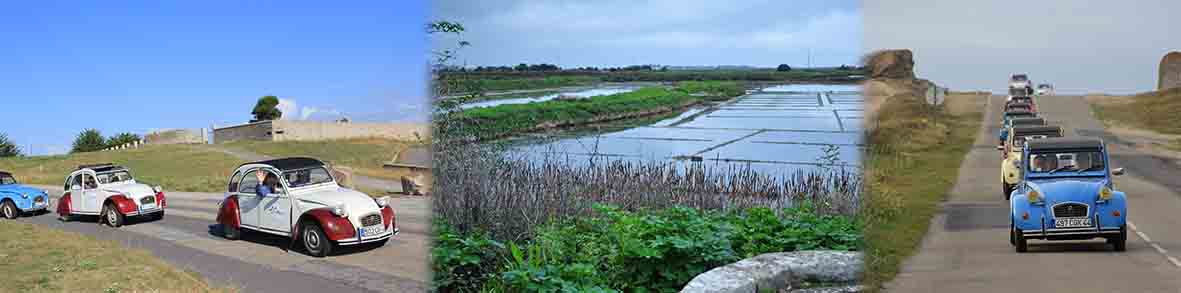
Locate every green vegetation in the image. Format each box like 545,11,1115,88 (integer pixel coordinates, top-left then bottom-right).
106,132,142,149
861,93,982,291
441,68,864,93
433,204,860,292
1091,88,1181,135
0,220,231,292
475,76,599,92
251,95,283,122
674,80,745,99
0,132,19,157
70,129,107,153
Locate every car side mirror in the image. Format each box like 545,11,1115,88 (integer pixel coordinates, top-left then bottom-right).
1112,168,1125,176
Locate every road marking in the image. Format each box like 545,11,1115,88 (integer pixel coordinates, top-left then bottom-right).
1128,220,1181,268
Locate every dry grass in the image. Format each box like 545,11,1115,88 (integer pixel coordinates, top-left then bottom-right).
861,93,984,291
1090,88,1181,135
0,144,241,192
0,220,233,292
225,138,414,181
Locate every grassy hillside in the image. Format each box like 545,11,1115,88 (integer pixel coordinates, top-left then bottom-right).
1091,88,1181,134
0,220,231,292
0,144,241,192
224,138,412,181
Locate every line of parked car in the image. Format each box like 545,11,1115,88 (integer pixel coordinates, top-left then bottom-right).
996,74,1128,253
0,157,398,257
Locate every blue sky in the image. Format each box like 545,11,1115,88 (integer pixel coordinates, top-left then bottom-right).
433,0,862,68
0,1,428,155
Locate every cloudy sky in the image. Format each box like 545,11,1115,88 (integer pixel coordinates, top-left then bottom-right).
865,0,1178,94
432,0,862,68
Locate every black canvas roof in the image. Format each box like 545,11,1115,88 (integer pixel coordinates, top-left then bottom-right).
1012,125,1062,136
1027,137,1104,151
245,157,326,171
1004,109,1035,115
0,171,11,177
1009,117,1046,126
76,163,126,173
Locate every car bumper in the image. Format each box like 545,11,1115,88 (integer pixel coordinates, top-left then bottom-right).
336,227,399,246
21,204,48,212
126,206,163,217
1021,227,1122,239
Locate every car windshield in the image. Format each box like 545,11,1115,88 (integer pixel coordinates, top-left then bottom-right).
1038,84,1051,89
282,167,335,188
1012,135,1049,149
1007,113,1034,120
96,170,134,184
0,174,16,185
1027,150,1105,174
1012,75,1028,81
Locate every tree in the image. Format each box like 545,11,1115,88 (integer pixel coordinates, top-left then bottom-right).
106,132,142,148
71,129,107,153
777,64,792,72
0,132,20,157
251,95,283,122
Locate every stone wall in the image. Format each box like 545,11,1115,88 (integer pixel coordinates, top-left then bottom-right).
212,120,430,143
212,121,274,143
271,120,429,142
1160,51,1181,91
145,128,207,145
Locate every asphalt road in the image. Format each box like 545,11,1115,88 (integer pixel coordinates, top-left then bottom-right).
18,186,429,293
885,95,1181,292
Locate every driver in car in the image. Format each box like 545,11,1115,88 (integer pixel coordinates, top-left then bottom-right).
1032,154,1056,172
255,170,281,196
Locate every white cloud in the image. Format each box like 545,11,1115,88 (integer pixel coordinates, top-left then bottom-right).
276,98,298,120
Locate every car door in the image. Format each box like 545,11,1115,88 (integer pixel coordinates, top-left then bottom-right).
66,174,86,213
236,168,263,229
257,169,292,235
81,173,102,213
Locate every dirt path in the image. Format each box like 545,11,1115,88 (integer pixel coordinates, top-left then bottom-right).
885,95,1181,292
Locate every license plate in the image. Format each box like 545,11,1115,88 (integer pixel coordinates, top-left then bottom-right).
359,225,384,237
1054,217,1092,228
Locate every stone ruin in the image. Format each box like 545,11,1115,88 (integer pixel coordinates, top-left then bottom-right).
1160,51,1181,91
863,49,916,80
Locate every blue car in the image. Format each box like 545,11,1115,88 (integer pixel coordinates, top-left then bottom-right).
1009,137,1127,252
998,109,1038,145
0,171,51,219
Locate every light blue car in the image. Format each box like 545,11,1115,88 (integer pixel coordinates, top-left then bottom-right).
0,171,51,219
1010,137,1127,252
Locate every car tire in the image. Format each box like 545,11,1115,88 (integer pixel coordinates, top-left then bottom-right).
1113,224,1128,252
301,221,334,257
150,211,165,221
1002,182,1013,200
223,224,241,240
1014,226,1028,253
102,203,124,228
1,200,18,219
1009,221,1016,246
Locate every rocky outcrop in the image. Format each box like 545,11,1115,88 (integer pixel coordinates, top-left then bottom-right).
863,50,915,80
680,251,862,293
1160,51,1181,91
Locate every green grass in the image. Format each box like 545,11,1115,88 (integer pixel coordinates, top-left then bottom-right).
0,144,241,192
1090,88,1181,135
440,68,865,92
0,220,232,292
861,94,982,291
476,76,599,92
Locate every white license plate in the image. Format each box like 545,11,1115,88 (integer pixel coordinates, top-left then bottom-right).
1054,217,1092,228
359,225,384,237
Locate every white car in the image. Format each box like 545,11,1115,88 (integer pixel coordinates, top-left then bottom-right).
56,164,165,227
1036,84,1054,96
216,157,397,257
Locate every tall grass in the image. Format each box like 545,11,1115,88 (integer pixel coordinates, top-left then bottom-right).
432,145,861,242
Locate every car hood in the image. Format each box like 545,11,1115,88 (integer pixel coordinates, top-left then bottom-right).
1028,178,1106,204
101,183,156,199
293,185,380,213
0,184,47,197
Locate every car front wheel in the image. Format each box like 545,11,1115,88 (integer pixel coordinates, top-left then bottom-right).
1014,226,1028,253
102,203,124,227
1109,225,1128,252
1,200,17,219
301,222,334,257
1002,182,1014,200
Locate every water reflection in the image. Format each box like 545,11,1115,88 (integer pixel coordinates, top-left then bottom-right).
460,87,639,109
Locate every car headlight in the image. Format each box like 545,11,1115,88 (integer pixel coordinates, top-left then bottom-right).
1027,190,1041,203
1099,186,1113,201
375,197,389,208
152,185,163,193
331,204,347,217
20,193,28,199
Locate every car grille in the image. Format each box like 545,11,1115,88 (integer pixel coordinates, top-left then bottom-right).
361,214,382,227
141,197,155,205
1053,203,1088,218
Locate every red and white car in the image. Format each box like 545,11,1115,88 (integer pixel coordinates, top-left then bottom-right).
217,157,397,257
57,163,166,227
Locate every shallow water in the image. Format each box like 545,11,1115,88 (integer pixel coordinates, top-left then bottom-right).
460,87,639,109
505,84,864,176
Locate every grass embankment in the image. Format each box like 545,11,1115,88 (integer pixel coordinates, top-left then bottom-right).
0,220,231,292
0,144,240,192
454,82,743,140
861,93,983,291
1090,88,1181,148
224,138,413,182
442,68,865,91
476,76,599,92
